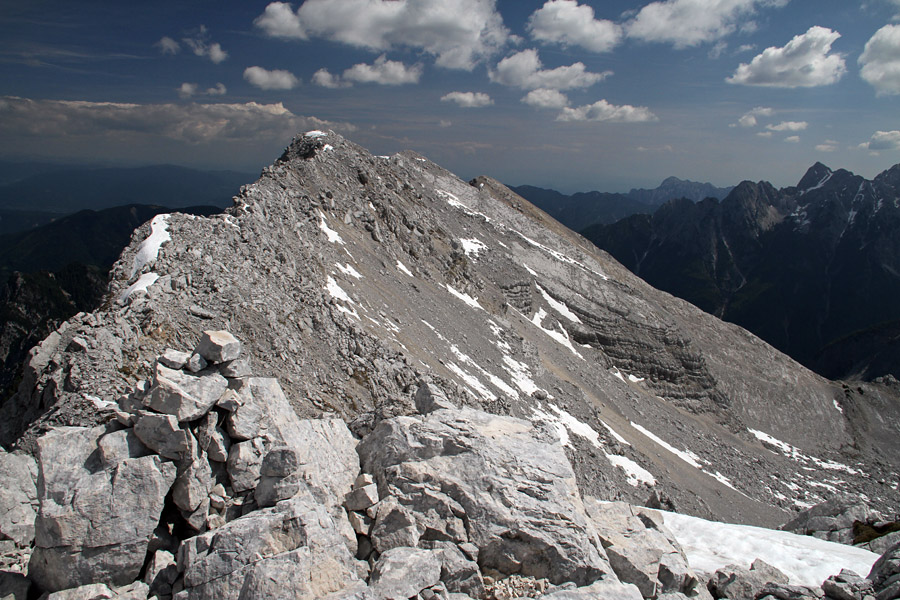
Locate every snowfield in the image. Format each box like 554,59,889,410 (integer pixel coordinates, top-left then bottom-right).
662,510,879,586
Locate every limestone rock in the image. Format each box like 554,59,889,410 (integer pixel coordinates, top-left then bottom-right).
868,541,900,600
144,549,178,599
584,499,705,598
537,579,644,599
133,411,193,460
781,497,879,545
159,349,191,370
358,407,612,585
369,546,442,600
0,571,30,600
227,438,266,493
145,364,228,422
708,559,789,600
178,494,361,600
756,582,824,600
173,445,214,513
0,450,38,547
247,378,359,511
822,569,874,600
29,426,177,592
195,330,241,364
97,428,151,467
370,496,421,554
414,382,456,414
344,484,379,512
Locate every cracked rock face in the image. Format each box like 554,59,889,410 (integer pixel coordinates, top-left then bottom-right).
358,406,612,586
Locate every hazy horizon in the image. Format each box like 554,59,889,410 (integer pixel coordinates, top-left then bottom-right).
2,0,899,193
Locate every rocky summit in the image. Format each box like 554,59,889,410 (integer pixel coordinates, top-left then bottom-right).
0,130,898,599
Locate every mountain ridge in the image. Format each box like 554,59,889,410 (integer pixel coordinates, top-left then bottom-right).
4,130,897,529
582,160,900,381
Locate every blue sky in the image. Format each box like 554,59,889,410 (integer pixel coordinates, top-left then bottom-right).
1,0,899,192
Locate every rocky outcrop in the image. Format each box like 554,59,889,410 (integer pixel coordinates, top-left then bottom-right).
781,497,884,545
356,392,613,586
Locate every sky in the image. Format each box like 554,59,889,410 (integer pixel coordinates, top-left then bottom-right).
1,0,899,193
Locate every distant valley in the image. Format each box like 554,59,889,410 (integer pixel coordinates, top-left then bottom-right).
0,164,253,403
511,177,733,231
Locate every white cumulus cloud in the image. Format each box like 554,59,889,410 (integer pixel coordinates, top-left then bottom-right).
489,49,610,90
557,100,657,122
312,68,350,89
156,36,180,54
343,55,422,85
736,106,774,127
0,96,351,145
859,130,900,151
178,82,227,99
859,24,900,96
243,66,300,90
727,26,846,87
441,91,494,107
181,26,228,64
253,0,509,70
766,120,807,131
626,0,789,48
527,0,622,53
815,140,838,152
522,88,569,109
784,135,800,143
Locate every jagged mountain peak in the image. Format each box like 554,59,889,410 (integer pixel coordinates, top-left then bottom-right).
796,161,834,192
5,128,899,542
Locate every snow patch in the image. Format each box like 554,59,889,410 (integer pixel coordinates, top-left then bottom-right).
119,273,160,302
305,130,327,138
131,214,170,278
318,211,344,244
447,362,495,401
748,429,860,474
336,263,362,279
832,399,844,414
531,308,583,359
460,238,488,258
397,260,414,277
632,422,704,469
661,509,879,587
599,420,631,446
628,374,645,383
446,285,483,310
537,284,582,324
502,356,542,396
606,455,657,487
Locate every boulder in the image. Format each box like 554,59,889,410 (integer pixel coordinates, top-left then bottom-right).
227,438,266,493
357,407,612,586
821,569,874,600
584,499,706,599
370,496,420,553
780,497,879,545
194,330,241,364
868,541,900,600
537,580,644,599
756,582,824,600
0,571,30,600
177,494,361,600
144,549,178,599
172,445,214,513
344,484,379,512
133,411,193,460
369,547,442,600
97,429,151,467
414,382,456,414
246,378,359,511
708,559,789,600
29,426,177,592
145,364,228,422
159,349,191,370
0,450,38,547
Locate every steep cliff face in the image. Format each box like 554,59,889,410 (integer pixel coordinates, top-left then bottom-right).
5,131,899,529
583,162,900,382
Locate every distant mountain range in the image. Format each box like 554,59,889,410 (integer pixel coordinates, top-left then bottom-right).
511,177,734,231
0,163,254,218
0,161,254,403
582,162,900,381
